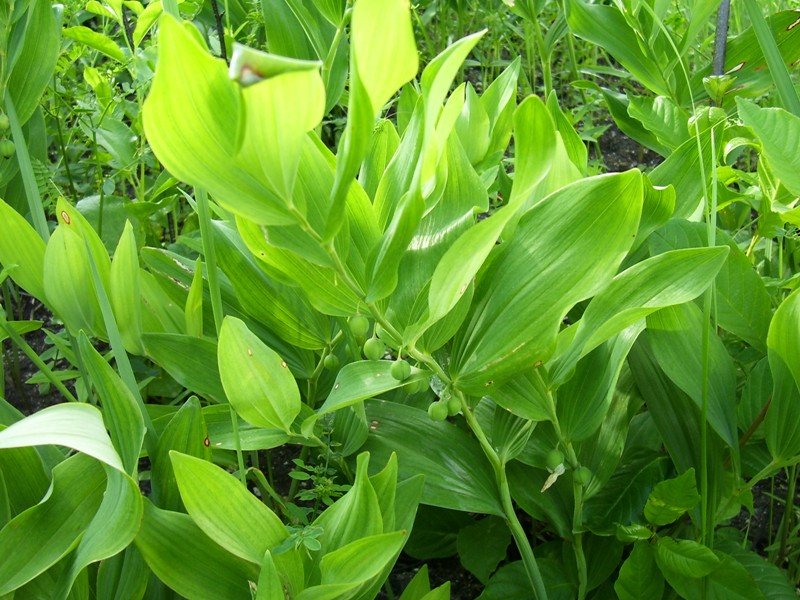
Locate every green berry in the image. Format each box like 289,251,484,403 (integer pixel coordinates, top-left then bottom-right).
574,466,592,486
390,359,411,381
446,395,461,416
323,353,339,370
427,401,448,421
363,337,385,361
403,376,429,394
0,114,9,132
545,449,564,472
349,315,369,340
0,139,14,159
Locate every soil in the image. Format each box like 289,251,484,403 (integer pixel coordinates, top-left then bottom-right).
596,123,663,173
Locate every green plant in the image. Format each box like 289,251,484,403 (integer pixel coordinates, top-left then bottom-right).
0,0,799,597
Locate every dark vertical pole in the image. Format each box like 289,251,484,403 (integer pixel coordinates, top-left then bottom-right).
211,0,228,64
713,0,731,76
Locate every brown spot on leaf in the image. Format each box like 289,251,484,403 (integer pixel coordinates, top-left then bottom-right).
61,211,70,224
281,360,287,368
203,436,210,447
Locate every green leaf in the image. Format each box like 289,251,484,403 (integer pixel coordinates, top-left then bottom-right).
649,221,772,351
234,54,325,202
184,258,204,338
452,170,643,392
456,516,511,584
715,532,798,599
171,452,287,564
8,0,60,126
54,468,143,600
0,404,124,472
77,333,145,475
150,397,210,511
489,368,553,423
143,15,294,226
647,303,738,448
363,400,503,516
583,452,668,535
649,121,720,220
628,95,690,151
765,288,800,461
351,0,416,115
218,316,301,433
314,530,406,587
738,99,800,196
0,198,47,301
109,221,143,355
135,500,258,600
644,469,701,527
0,454,105,595
565,0,670,97
325,0,418,239
313,452,383,555
655,537,720,578
132,0,162,47
615,542,664,600
551,246,729,384
311,360,428,420
212,221,330,350
43,199,111,338
143,333,226,403
741,0,800,116
63,26,125,62
96,546,149,600
557,325,643,442
405,506,473,560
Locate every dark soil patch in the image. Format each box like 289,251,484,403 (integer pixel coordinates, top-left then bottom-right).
597,123,663,173
2,292,71,415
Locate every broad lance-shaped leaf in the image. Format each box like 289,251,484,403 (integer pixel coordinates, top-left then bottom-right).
326,0,417,239
0,454,106,596
424,95,557,333
143,14,324,226
54,468,143,600
765,287,800,462
78,332,145,475
44,198,110,339
0,403,124,472
151,397,211,512
110,221,144,354
451,170,643,393
362,400,503,516
171,452,287,564
0,408,142,600
218,316,301,433
135,500,259,600
738,94,800,197
304,361,429,436
0,198,46,302
550,246,729,384
143,333,226,402
647,303,738,449
649,220,772,351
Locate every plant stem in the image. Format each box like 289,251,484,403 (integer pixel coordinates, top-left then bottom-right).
210,0,228,63
5,96,49,241
195,187,246,483
457,389,548,599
